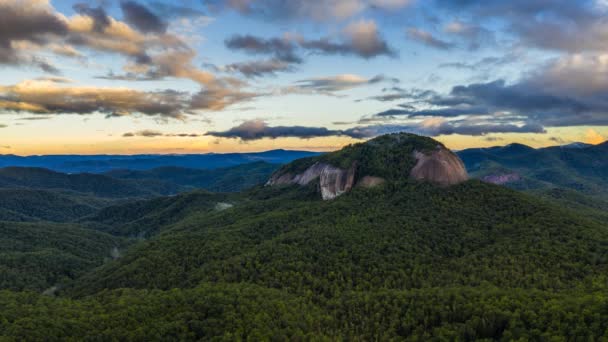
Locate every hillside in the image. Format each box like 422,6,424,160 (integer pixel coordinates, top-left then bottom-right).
457,142,608,222
1,134,607,340
0,189,113,222
0,167,177,198
81,191,235,237
105,162,278,193
6,180,601,340
0,221,130,291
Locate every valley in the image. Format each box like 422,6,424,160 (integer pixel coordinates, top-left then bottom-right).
1,134,607,340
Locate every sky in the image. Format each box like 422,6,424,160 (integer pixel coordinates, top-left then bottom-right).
1,0,608,155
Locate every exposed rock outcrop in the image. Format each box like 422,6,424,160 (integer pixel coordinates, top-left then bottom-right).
266,162,357,200
481,173,521,185
357,176,386,188
410,149,468,187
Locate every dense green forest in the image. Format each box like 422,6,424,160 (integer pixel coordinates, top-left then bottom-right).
0,221,129,291
1,134,607,340
1,181,608,339
105,162,278,193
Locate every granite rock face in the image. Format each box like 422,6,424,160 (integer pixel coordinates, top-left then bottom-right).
266,162,357,200
410,149,469,187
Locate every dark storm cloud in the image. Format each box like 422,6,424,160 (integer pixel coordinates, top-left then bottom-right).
121,1,168,34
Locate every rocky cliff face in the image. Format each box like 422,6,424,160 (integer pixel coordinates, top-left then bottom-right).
267,162,357,200
410,149,469,187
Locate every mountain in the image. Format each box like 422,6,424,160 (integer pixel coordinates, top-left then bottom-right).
0,167,177,198
561,142,593,149
458,142,608,189
268,133,468,199
457,141,608,215
0,150,321,174
105,161,279,193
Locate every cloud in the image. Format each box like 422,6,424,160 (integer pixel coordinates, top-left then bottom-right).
206,0,412,22
439,55,516,71
205,118,546,141
226,20,395,63
435,0,608,54
342,120,545,138
0,0,68,70
225,34,301,63
223,58,295,77
120,1,168,34
443,21,495,50
375,106,490,117
0,79,187,118
190,86,260,111
148,2,207,19
205,119,342,140
301,20,396,58
367,54,608,133
406,28,453,50
367,88,438,102
280,74,397,96
123,130,202,137
73,3,111,32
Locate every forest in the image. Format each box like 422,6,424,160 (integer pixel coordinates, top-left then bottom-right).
0,134,607,340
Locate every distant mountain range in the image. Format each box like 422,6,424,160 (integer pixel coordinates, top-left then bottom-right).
0,149,321,173
457,141,608,194
0,162,279,222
